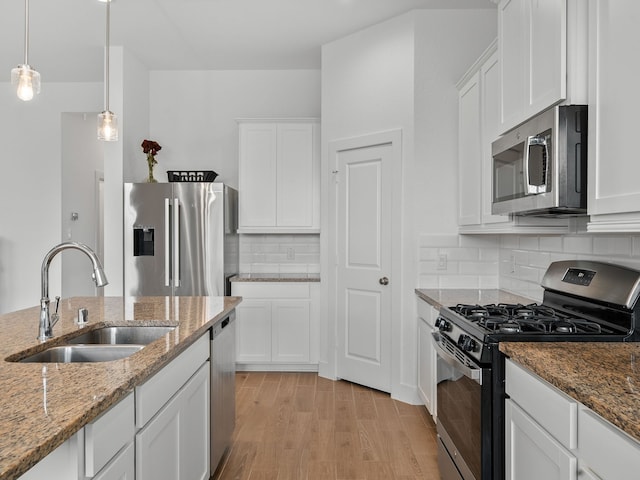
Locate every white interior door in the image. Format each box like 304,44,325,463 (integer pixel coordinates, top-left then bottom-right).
336,143,392,392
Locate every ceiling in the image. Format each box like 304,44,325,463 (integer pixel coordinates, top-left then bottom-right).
0,0,496,82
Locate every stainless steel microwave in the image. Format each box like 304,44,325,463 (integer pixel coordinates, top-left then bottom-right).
491,105,587,216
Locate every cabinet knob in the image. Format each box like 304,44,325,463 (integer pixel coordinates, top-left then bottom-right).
379,277,389,286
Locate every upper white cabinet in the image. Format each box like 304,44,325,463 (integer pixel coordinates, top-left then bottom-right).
457,42,571,234
587,0,640,231
238,119,320,234
498,0,587,134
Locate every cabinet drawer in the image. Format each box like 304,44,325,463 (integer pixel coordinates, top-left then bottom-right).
578,406,640,479
417,298,436,327
232,282,310,299
505,360,577,449
136,333,209,428
85,392,134,476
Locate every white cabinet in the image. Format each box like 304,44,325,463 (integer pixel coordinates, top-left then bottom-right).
93,443,134,480
498,0,587,133
233,281,319,370
417,298,438,418
136,363,210,480
505,358,640,480
505,359,578,480
136,334,210,480
238,120,320,233
577,406,640,480
505,399,577,480
587,0,640,231
457,41,570,234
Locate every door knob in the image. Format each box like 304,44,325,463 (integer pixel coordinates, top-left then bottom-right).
379,277,389,286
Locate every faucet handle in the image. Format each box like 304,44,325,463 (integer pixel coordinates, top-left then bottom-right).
50,296,61,327
54,296,60,315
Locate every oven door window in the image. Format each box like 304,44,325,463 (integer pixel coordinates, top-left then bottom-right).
437,353,482,479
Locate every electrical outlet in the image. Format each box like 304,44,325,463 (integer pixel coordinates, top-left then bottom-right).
437,254,447,271
510,254,516,274
286,247,295,260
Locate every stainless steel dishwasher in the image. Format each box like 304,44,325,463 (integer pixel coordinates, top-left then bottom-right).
210,310,236,473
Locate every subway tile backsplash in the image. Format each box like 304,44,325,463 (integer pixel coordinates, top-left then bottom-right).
418,233,640,303
239,234,320,274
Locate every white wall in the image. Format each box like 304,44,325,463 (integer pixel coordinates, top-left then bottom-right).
148,70,321,187
321,9,496,404
0,82,102,314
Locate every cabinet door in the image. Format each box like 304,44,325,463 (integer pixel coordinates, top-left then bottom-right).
499,0,526,130
93,442,134,480
136,363,210,480
277,124,315,228
235,299,272,363
588,0,640,218
417,317,436,417
505,399,577,480
480,50,510,225
272,300,310,362
527,0,566,118
458,71,482,226
238,123,278,228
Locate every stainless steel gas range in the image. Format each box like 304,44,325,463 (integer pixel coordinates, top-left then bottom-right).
433,260,640,480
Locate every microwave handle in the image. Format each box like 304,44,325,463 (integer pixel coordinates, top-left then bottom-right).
524,135,549,194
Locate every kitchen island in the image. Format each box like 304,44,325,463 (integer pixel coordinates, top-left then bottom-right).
0,295,241,480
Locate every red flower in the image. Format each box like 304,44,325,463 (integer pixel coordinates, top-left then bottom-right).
141,139,162,156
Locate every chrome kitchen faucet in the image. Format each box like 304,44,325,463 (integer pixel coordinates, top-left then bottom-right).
38,242,108,341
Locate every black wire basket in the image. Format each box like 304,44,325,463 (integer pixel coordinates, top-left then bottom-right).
167,170,218,182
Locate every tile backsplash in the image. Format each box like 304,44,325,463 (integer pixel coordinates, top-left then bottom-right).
239,234,320,274
418,234,500,289
419,233,640,302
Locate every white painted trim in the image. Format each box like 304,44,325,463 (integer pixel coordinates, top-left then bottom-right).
236,363,319,372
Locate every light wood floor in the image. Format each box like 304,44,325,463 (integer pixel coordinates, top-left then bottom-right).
213,372,440,480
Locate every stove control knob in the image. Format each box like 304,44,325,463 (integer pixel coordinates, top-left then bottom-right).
435,317,451,332
458,334,477,352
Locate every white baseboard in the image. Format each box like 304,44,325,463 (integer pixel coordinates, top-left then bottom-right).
236,363,319,372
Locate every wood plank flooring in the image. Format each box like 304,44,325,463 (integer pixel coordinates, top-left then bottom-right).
213,372,440,480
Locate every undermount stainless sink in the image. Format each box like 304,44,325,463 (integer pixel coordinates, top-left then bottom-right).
65,325,176,345
17,345,144,363
8,325,176,363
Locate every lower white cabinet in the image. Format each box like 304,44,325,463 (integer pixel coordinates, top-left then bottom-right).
233,281,319,370
136,362,210,480
18,331,212,480
505,399,577,480
417,298,438,418
93,442,134,480
505,358,640,480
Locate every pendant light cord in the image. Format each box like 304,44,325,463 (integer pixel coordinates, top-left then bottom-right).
23,0,29,65
104,0,110,111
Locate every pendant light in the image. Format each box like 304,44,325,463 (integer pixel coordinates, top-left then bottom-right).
11,0,40,101
97,0,118,141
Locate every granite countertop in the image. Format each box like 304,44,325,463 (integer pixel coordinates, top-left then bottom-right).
230,273,320,282
0,295,241,480
415,288,534,310
501,342,640,444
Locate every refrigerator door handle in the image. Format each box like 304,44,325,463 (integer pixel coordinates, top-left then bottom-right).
173,197,180,287
164,198,171,287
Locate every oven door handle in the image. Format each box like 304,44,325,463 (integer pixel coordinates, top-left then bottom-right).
432,332,482,385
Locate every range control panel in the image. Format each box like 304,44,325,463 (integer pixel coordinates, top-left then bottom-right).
562,268,596,287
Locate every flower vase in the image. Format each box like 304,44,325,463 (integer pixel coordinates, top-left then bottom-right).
146,155,157,183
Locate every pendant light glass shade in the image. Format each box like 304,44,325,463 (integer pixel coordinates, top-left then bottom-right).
12,0,40,101
97,0,118,141
97,110,118,141
11,65,40,101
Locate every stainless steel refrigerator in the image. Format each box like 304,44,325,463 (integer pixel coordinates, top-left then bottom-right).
124,182,238,296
